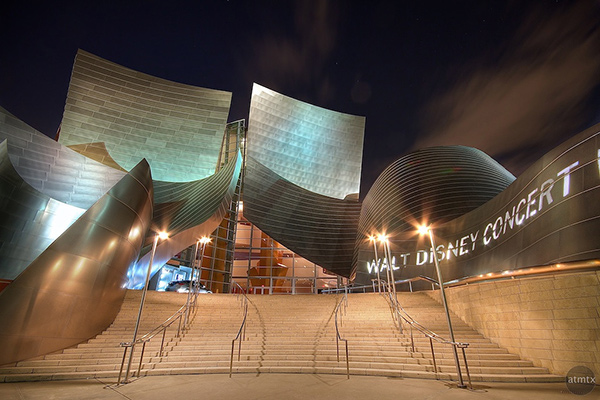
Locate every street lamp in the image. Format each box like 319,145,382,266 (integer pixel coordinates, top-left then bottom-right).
418,225,465,388
185,236,211,325
368,235,381,292
124,230,168,383
377,234,396,297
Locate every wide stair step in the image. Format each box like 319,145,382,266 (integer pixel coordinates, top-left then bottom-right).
0,291,563,383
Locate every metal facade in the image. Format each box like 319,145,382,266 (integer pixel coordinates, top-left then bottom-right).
59,50,232,182
0,159,154,365
244,84,365,277
243,156,361,277
247,83,365,199
128,150,243,288
354,127,600,286
0,107,126,280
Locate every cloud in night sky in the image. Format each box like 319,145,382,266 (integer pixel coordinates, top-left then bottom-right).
414,2,600,175
242,0,339,104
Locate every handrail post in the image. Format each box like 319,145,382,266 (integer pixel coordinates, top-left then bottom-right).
229,281,249,378
229,340,235,377
136,341,146,378
334,297,350,379
243,301,248,341
427,230,465,388
117,346,128,385
345,341,349,379
429,337,438,378
410,325,414,352
177,314,182,337
160,327,167,357
124,232,162,383
461,346,472,389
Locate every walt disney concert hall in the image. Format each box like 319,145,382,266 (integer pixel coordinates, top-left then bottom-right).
0,50,598,385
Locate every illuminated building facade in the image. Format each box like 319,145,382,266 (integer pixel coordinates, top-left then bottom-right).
0,49,598,373
353,126,600,289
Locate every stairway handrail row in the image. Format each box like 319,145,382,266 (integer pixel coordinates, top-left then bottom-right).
383,289,467,347
382,289,472,388
117,289,201,385
334,289,350,379
229,281,249,377
322,275,439,294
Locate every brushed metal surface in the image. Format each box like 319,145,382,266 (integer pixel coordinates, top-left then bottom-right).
0,108,128,279
0,106,126,209
243,156,361,277
0,159,154,365
356,145,515,239
353,125,600,286
59,49,232,182
0,139,85,279
247,83,365,199
127,150,243,288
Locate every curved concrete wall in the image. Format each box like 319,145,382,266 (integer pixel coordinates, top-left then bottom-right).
247,83,365,199
59,50,232,182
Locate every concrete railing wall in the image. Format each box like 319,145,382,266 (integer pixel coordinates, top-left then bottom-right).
425,271,600,376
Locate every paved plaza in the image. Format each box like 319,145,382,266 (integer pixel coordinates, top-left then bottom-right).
0,373,590,400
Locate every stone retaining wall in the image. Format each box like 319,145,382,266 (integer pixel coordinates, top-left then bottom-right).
425,271,600,376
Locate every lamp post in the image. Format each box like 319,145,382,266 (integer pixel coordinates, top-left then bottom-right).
185,236,211,325
124,230,168,383
377,234,396,296
418,225,465,388
197,236,211,288
368,235,381,292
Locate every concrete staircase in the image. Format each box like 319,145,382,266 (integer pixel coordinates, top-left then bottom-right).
0,291,563,383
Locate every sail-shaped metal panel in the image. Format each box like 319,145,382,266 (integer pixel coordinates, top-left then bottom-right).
0,158,153,365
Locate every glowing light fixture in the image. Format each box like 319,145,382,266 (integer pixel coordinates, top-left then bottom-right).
368,234,381,292
158,231,169,240
376,233,395,296
417,225,429,236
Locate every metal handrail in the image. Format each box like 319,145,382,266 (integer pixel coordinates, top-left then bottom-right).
383,290,472,388
229,281,249,377
322,275,439,294
117,288,201,384
334,288,349,379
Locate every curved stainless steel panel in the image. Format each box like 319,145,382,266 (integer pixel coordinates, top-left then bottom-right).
0,140,84,280
127,150,242,288
67,141,128,172
0,159,154,365
357,145,515,238
59,50,232,182
243,156,362,277
0,106,126,209
0,107,127,279
247,83,365,199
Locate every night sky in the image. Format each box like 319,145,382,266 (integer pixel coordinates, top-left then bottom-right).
1,1,599,198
